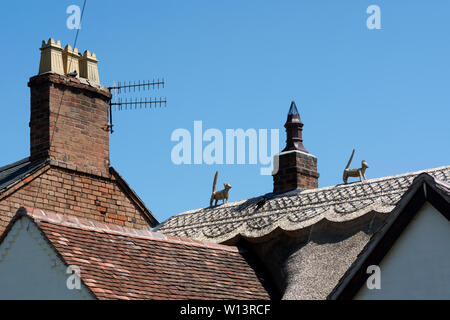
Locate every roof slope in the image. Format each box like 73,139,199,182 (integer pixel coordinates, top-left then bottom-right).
5,207,270,300
0,157,47,193
158,165,450,243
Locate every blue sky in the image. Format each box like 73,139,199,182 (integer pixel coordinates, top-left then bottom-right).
0,1,449,223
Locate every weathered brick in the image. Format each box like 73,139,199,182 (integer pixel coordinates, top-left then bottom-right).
0,166,151,236
28,73,111,175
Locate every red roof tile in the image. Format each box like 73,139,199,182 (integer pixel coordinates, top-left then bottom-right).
15,207,270,300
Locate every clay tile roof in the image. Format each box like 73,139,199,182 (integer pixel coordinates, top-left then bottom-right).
157,165,450,244
13,207,270,300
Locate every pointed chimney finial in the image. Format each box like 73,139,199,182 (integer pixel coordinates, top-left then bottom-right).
288,100,299,116
273,101,319,193
282,101,308,153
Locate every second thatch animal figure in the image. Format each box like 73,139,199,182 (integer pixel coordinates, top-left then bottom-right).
343,149,369,184
210,171,232,207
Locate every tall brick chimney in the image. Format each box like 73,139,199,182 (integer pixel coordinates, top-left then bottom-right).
28,38,111,176
273,101,319,193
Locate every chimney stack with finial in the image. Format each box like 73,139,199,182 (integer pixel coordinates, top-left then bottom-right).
272,101,319,193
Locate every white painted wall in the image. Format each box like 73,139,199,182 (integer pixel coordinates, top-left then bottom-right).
355,202,450,300
0,217,94,300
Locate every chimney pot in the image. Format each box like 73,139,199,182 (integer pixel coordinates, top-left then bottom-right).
38,38,64,75
62,45,81,77
80,50,100,83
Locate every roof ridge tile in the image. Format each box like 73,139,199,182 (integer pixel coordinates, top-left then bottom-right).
19,207,238,253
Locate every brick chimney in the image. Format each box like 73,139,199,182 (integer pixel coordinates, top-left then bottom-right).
272,101,319,193
29,38,111,176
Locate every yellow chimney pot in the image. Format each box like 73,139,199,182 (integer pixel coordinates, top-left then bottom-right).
38,38,64,75
62,45,81,77
80,50,100,84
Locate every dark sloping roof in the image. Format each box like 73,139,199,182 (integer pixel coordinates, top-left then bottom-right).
158,165,450,244
0,157,47,193
6,207,270,300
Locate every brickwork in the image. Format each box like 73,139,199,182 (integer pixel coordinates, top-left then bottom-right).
273,151,319,193
28,73,111,176
0,165,151,235
0,72,156,236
